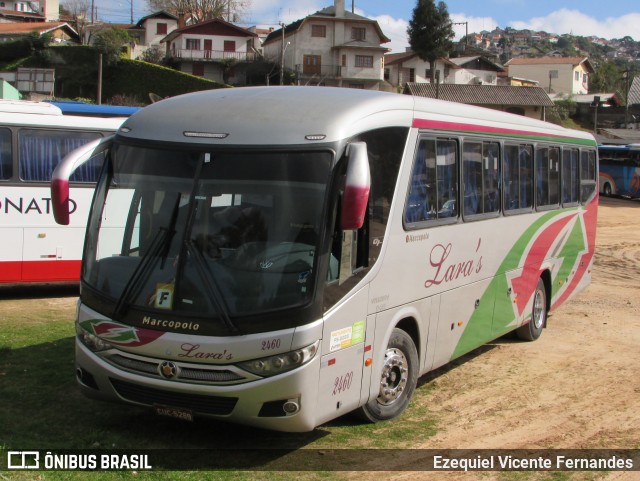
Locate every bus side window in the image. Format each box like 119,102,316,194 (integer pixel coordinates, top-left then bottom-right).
404,137,458,226
562,148,580,205
18,129,101,182
0,127,11,180
536,146,560,208
580,149,597,204
324,127,407,311
504,144,533,212
462,140,499,217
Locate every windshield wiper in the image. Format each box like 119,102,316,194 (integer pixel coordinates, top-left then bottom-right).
185,240,240,334
112,195,181,320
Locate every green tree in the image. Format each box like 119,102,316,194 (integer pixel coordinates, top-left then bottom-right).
589,60,622,93
407,0,455,84
92,27,130,65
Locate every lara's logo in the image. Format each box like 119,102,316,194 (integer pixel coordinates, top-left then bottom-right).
424,238,483,288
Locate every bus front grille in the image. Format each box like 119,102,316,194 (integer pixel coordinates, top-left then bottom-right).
107,353,246,384
110,378,238,415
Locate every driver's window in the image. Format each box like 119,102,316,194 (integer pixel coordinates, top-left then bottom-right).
323,127,407,311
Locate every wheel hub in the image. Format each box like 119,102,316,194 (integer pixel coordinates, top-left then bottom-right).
378,348,408,405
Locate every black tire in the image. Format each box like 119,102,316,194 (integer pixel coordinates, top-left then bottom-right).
603,183,612,196
516,278,547,341
358,328,418,422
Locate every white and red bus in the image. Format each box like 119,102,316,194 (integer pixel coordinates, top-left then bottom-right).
52,87,597,431
0,100,125,284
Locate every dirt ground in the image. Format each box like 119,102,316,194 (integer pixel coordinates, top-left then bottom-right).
387,196,640,480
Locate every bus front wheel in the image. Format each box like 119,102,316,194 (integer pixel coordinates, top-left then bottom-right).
516,278,547,341
358,328,418,422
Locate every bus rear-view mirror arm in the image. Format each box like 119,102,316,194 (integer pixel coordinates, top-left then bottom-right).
51,136,113,225
341,141,371,231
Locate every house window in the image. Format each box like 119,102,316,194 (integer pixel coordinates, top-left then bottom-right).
355,55,373,68
156,23,167,35
574,71,580,81
384,68,390,81
224,40,236,52
186,38,200,50
351,27,366,40
311,25,326,37
409,68,415,82
341,54,346,67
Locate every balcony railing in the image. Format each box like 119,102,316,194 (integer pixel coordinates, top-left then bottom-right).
295,64,342,78
172,49,258,62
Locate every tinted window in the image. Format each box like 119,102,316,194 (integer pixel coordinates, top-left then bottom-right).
504,144,533,212
19,129,101,182
0,127,11,180
462,141,499,217
405,137,458,224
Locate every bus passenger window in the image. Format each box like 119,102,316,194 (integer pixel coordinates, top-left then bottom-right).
18,129,101,182
405,138,458,225
580,149,597,204
504,144,533,212
0,128,11,180
463,141,499,217
536,146,561,208
562,148,580,205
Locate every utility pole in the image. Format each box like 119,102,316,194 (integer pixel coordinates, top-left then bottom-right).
452,21,468,45
280,22,285,85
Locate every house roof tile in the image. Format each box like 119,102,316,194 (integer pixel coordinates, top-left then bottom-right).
404,83,554,107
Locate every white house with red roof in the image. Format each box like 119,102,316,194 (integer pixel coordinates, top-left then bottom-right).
160,18,258,84
262,0,390,89
505,57,594,95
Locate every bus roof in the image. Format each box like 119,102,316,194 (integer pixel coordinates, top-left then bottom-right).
48,101,141,117
118,87,595,147
0,99,62,116
1,109,127,131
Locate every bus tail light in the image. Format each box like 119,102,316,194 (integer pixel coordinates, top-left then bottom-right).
238,341,319,377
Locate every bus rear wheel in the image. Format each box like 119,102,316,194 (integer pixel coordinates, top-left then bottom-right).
358,328,418,422
603,183,612,196
516,278,547,341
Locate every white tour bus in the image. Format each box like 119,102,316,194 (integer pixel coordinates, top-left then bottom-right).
0,100,126,284
51,87,598,432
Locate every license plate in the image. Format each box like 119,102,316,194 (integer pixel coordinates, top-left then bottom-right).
154,404,194,422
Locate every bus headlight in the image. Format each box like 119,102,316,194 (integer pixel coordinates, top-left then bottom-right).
238,340,320,377
76,322,112,352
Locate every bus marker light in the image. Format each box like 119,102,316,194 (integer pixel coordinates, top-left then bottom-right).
328,358,336,366
365,358,373,367
364,345,372,352
457,321,464,327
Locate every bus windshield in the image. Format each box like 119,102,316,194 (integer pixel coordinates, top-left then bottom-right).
83,142,333,329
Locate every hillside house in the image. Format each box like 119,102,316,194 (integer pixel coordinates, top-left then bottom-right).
262,0,390,89
505,56,594,95
161,18,258,85
0,0,58,22
384,51,503,89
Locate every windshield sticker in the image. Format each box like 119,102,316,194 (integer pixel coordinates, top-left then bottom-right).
330,320,365,352
154,283,174,310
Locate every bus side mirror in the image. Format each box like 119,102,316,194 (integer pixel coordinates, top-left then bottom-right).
51,137,112,225
341,142,370,231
